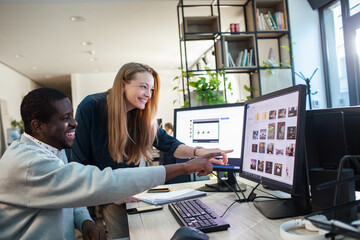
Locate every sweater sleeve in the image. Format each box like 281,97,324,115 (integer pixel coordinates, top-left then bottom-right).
154,127,183,156
74,207,93,232
0,143,166,209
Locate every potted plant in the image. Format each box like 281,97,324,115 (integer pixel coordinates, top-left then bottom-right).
173,68,234,107
7,120,24,146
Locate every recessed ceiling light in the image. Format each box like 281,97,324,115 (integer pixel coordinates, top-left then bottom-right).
32,67,37,70
89,57,98,61
84,50,95,55
69,16,85,22
82,41,92,46
15,54,23,58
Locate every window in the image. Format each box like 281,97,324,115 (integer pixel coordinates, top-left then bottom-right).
349,0,360,16
320,0,360,107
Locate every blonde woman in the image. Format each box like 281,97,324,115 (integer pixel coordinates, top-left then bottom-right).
71,62,230,239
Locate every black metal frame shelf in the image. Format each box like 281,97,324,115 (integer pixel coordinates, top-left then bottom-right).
177,0,295,106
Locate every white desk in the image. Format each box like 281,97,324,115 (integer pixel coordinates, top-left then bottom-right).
126,178,295,240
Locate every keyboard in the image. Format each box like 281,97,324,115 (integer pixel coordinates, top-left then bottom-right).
168,198,230,233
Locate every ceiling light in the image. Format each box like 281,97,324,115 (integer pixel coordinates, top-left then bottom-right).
82,41,92,46
69,16,85,22
32,67,37,70
15,54,23,58
84,50,95,55
89,57,98,61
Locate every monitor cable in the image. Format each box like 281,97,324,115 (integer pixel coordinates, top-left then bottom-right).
211,172,246,202
246,182,290,202
219,200,237,218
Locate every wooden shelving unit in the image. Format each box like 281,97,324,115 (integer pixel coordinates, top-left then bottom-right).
177,0,295,106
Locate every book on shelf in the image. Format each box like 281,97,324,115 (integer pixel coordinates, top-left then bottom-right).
235,50,243,67
259,12,266,30
264,13,275,30
248,48,253,67
274,11,285,29
224,41,229,67
241,48,248,67
228,52,236,67
258,9,285,31
256,9,261,30
267,11,278,29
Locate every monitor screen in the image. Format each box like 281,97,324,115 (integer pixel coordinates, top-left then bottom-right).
174,103,245,192
174,103,244,172
240,85,310,219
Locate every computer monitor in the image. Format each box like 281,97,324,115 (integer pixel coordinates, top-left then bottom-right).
240,85,311,219
174,103,245,192
306,106,360,189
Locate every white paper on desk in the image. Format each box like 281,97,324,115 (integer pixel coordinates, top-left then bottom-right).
140,188,206,205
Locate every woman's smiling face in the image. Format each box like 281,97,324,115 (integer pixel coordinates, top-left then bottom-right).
123,71,154,112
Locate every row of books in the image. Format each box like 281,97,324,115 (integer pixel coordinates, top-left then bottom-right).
224,42,254,67
256,9,285,31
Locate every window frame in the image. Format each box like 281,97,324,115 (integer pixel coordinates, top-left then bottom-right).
319,0,360,107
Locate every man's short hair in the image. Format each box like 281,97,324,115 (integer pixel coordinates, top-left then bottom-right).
21,88,68,134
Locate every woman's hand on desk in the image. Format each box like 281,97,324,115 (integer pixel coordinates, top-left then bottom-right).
196,148,233,166
113,196,140,205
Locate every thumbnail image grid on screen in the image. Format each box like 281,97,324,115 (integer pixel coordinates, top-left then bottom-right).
241,91,300,192
174,103,244,169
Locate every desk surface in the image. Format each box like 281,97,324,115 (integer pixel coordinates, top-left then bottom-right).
126,178,295,240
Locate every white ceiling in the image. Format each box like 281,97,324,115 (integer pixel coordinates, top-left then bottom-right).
0,0,182,94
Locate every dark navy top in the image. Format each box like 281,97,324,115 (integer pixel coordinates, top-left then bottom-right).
70,92,183,170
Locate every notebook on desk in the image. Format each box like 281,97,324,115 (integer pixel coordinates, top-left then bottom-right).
140,188,206,205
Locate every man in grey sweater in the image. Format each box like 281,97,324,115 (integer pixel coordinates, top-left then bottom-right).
0,88,227,239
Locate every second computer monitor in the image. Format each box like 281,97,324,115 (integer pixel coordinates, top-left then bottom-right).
174,103,244,171
240,85,310,219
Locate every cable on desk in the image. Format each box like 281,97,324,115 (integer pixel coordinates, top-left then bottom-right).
219,200,237,218
212,172,246,202
246,182,260,202
253,195,290,201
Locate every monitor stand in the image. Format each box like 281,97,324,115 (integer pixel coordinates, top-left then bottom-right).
253,195,311,219
197,172,246,192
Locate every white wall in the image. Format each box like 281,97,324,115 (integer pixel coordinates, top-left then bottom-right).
71,69,179,125
0,63,40,128
288,0,326,109
71,72,116,112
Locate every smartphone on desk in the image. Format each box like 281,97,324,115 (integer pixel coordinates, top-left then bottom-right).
147,187,170,193
127,205,163,214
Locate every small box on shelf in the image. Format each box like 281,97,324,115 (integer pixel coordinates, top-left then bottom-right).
181,16,219,40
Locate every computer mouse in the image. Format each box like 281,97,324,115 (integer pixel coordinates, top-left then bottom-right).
171,226,209,240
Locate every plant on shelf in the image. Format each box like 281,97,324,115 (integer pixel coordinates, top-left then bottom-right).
243,84,254,100
188,68,233,106
172,67,190,108
172,67,233,107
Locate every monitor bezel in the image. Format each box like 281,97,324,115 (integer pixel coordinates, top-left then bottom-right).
239,85,307,195
173,102,244,172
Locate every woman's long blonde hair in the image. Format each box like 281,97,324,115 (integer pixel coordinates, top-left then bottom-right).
107,62,160,165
